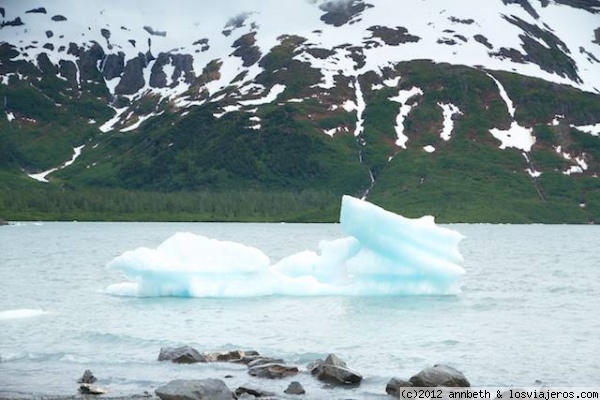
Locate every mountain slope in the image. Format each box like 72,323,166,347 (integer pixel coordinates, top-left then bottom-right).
0,0,599,222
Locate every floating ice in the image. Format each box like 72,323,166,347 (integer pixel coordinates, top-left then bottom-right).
0,309,48,320
105,196,465,297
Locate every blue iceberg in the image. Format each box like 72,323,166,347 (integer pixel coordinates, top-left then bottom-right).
105,196,465,297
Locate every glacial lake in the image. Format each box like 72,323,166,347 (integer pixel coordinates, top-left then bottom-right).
0,222,598,398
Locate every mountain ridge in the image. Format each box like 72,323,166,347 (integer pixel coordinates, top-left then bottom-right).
0,0,599,223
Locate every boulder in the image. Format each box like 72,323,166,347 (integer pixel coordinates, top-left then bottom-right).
234,385,276,398
246,357,284,368
79,383,107,395
155,379,234,400
247,362,299,379
409,364,470,387
205,349,259,363
158,346,208,364
78,369,97,384
386,377,413,396
284,381,305,395
308,354,362,385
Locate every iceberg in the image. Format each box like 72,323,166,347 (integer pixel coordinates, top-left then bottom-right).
105,196,465,297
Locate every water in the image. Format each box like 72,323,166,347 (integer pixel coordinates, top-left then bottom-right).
0,222,599,398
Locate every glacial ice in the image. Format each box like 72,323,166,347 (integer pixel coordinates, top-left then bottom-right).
105,196,465,297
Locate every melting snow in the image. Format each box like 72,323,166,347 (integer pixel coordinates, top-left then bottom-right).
28,145,85,182
571,123,600,136
389,87,423,148
438,102,462,141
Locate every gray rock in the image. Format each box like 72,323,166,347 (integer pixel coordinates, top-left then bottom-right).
155,379,234,400
386,377,413,396
308,354,362,385
158,346,208,364
235,385,276,398
248,362,299,379
79,383,107,395
246,357,284,368
409,364,470,387
284,381,305,395
78,369,97,384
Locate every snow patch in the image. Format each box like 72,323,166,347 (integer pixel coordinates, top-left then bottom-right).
438,102,462,141
389,87,423,148
28,145,85,183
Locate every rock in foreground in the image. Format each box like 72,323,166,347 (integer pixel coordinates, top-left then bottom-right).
308,353,362,385
155,379,234,400
409,364,470,387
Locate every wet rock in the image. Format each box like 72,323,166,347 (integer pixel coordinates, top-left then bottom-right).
409,364,470,387
386,377,413,396
284,381,305,395
205,349,258,363
248,362,299,379
79,383,107,395
235,385,276,398
247,356,284,368
158,345,208,364
308,354,362,385
155,379,233,400
78,369,97,384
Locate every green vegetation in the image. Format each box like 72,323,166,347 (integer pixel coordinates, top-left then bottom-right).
0,53,598,224
0,187,340,222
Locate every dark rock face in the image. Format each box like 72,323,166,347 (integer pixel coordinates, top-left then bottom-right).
144,26,167,37
158,346,208,364
51,15,67,22
45,30,53,38
232,32,261,67
284,381,306,395
81,43,106,81
1,17,24,28
115,54,147,95
319,0,374,27
59,60,78,88
26,7,47,14
150,53,196,88
502,0,540,19
155,379,234,400
37,53,58,75
0,8,4,18
367,26,420,45
308,354,362,385
594,28,600,45
474,34,493,49
102,52,125,80
150,53,170,88
409,364,470,387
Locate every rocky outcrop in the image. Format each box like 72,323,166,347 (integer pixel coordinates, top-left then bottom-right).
115,53,147,95
284,381,305,395
308,354,362,385
409,364,470,387
155,379,234,400
234,385,276,398
367,25,420,45
102,52,125,80
248,362,299,379
78,369,97,384
52,15,67,22
386,377,413,396
232,33,262,67
37,53,58,75
319,0,373,27
26,7,47,14
158,346,208,364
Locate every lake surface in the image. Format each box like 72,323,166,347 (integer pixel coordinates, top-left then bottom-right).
0,222,598,398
